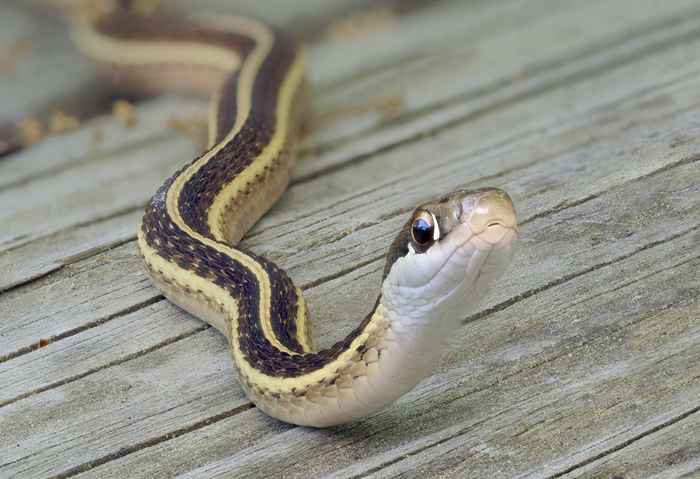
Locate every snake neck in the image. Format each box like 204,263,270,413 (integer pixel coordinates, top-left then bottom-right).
239,293,457,428
376,276,466,382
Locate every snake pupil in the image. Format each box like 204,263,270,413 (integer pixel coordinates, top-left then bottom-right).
411,217,434,246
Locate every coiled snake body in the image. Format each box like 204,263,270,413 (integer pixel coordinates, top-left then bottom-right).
73,11,518,427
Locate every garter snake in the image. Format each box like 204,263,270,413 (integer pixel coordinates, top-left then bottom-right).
70,9,519,427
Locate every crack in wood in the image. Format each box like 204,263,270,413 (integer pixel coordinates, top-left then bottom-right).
0,132,174,194
0,323,206,409
463,223,700,326
0,295,164,365
348,416,496,479
0,231,138,294
300,254,385,290
545,405,700,478
46,402,255,479
521,153,700,226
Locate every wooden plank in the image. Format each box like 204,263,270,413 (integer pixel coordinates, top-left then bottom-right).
0,301,203,404
0,209,141,293
1,99,698,477
0,110,198,251
562,413,700,479
3,160,694,478
0,96,203,292
5,0,700,293
0,96,205,192
0,241,158,359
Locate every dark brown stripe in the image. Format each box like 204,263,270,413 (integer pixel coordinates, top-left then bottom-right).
213,72,241,146
95,12,256,54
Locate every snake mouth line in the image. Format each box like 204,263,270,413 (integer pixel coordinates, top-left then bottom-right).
474,224,519,248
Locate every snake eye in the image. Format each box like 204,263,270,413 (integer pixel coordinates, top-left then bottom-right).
411,211,435,247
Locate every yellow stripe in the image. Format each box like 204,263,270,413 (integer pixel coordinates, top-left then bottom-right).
162,18,300,356
293,287,313,352
197,18,310,352
206,50,305,240
208,86,222,148
72,25,241,72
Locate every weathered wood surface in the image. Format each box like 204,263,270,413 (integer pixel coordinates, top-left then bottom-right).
1,0,699,477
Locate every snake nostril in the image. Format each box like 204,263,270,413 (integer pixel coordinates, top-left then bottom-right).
464,188,517,234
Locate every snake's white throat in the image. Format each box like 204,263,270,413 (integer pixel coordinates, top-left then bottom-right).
372,188,518,412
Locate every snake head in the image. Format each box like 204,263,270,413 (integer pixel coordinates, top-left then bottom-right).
382,187,518,327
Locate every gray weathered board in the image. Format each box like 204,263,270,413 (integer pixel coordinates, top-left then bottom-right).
1,0,699,478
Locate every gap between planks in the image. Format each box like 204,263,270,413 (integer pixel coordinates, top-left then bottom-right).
545,406,700,478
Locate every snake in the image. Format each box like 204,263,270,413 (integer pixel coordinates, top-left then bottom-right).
69,9,519,428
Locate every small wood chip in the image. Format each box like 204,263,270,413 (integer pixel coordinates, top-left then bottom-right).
322,8,397,41
18,116,44,146
48,110,81,135
91,126,105,145
112,99,137,128
167,114,209,147
128,0,161,16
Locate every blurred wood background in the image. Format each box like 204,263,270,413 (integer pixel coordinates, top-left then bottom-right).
1,1,699,477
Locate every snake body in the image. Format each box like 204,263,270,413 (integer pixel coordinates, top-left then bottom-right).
72,11,518,427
